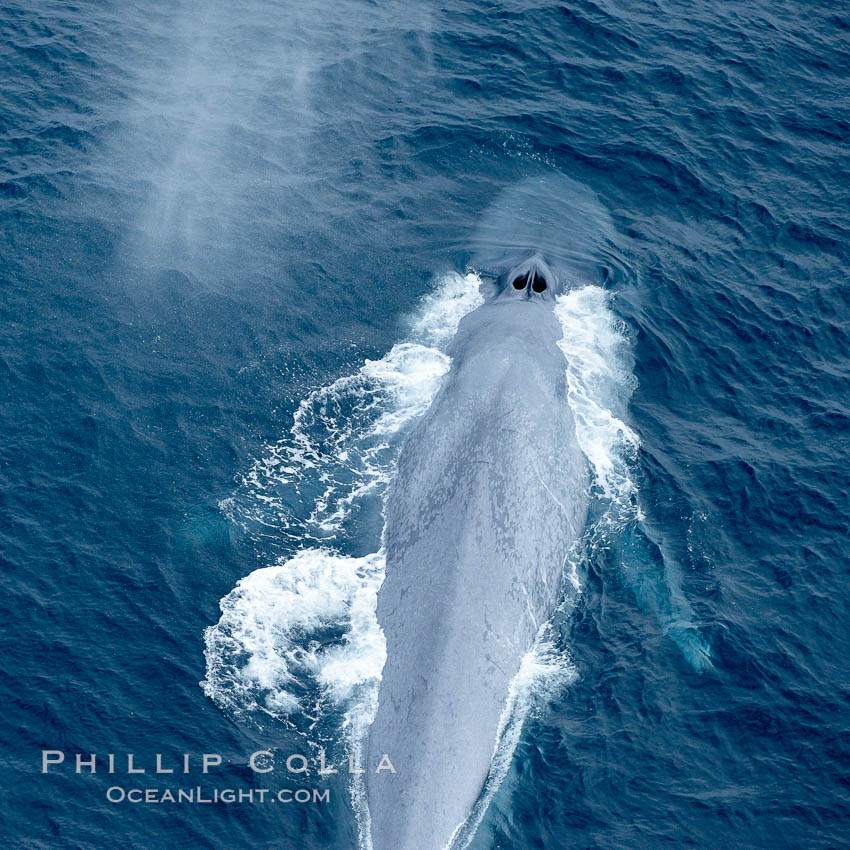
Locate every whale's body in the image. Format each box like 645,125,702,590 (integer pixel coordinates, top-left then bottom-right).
365,258,589,850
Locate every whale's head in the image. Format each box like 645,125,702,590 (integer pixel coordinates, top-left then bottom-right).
492,254,561,303
471,175,619,305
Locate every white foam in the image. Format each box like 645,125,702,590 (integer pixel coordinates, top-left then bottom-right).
219,272,482,545
555,285,640,512
409,269,486,347
202,548,386,719
203,272,483,728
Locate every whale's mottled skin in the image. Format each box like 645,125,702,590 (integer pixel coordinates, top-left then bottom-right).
365,257,589,850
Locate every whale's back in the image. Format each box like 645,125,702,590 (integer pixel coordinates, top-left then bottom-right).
366,302,588,850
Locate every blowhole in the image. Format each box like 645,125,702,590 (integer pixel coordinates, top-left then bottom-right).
531,274,547,293
512,274,528,290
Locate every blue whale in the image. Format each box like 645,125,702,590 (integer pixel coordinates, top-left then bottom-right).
364,254,589,850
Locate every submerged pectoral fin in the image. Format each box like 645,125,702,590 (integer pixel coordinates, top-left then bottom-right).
664,621,714,672
617,519,712,673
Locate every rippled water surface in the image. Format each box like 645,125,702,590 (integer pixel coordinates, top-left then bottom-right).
2,1,848,847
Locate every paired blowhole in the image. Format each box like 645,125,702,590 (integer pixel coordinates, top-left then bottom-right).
511,272,547,293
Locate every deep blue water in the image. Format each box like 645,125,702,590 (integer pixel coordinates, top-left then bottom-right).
2,0,849,847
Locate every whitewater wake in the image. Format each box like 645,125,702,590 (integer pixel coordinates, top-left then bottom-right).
203,272,483,738
202,274,643,845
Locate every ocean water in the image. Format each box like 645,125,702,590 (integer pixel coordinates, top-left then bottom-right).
2,1,849,848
